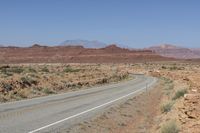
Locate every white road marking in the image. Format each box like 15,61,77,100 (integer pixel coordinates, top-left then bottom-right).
29,78,156,133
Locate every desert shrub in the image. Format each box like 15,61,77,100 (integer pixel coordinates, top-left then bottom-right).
169,66,184,71
41,67,49,72
169,66,178,71
0,65,10,73
161,120,179,133
0,65,10,69
63,66,80,73
165,83,174,91
0,95,7,102
165,78,173,84
1,82,13,92
97,78,108,84
0,66,24,74
27,67,37,73
17,90,28,98
32,86,42,91
102,78,108,83
119,73,129,80
161,102,174,113
21,77,38,86
28,74,40,79
0,66,13,77
10,67,24,73
162,66,167,69
172,89,187,100
43,88,55,94
2,72,13,77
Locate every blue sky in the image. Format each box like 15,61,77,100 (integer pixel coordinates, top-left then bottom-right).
0,0,200,48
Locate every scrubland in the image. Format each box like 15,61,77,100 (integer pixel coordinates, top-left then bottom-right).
132,62,200,133
0,64,129,102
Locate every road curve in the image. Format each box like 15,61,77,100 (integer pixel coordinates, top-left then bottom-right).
0,74,157,133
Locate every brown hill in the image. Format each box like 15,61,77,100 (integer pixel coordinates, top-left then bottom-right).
148,44,200,59
0,44,173,64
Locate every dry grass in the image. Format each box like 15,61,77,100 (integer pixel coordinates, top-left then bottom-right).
161,120,179,133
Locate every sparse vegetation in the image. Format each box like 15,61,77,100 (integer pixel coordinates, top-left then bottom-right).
161,120,179,133
21,76,38,86
172,89,187,100
0,64,129,102
162,66,167,69
161,101,174,113
63,66,80,73
27,67,37,73
169,65,184,71
0,66,25,77
1,82,13,92
43,88,55,94
17,89,28,98
41,67,49,72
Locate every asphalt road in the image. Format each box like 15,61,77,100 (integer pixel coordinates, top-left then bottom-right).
0,74,157,133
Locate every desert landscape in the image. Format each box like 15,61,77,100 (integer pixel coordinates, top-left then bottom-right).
0,63,129,102
1,48,200,132
52,62,199,133
1,1,200,133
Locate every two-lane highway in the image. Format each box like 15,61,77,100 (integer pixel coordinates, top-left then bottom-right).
0,74,157,133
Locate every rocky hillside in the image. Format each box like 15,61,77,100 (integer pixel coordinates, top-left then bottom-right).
0,44,173,64
148,44,200,59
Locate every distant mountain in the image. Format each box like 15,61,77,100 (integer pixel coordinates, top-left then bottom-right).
147,44,200,59
60,39,107,48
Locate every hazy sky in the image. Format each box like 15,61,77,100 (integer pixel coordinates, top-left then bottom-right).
0,0,200,48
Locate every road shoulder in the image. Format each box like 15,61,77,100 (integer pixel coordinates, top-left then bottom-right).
61,79,162,133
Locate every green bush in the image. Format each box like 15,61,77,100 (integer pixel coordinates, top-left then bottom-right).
161,102,174,113
161,120,179,133
172,89,187,100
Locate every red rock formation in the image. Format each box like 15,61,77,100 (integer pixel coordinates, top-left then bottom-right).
0,44,174,63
